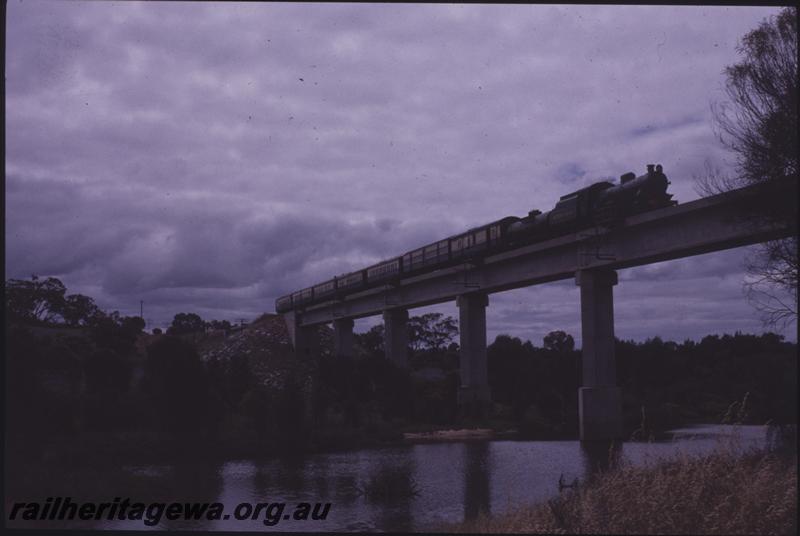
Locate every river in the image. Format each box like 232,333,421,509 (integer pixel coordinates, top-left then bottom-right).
10,424,788,532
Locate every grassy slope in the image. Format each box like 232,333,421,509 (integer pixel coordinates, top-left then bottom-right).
444,446,797,535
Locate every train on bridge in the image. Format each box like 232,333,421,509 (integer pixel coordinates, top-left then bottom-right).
276,164,677,313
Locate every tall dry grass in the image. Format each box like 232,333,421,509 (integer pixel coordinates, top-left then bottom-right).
445,443,796,534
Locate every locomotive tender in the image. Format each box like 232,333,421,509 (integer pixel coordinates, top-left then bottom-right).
275,164,676,313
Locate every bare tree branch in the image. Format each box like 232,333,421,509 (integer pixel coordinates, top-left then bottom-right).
696,7,798,329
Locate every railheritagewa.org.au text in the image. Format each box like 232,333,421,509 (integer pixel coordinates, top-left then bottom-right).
9,497,331,527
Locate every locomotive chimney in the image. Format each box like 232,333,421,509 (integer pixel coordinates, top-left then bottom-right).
647,164,655,174
620,172,636,184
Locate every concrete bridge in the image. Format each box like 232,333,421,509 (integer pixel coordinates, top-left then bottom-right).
282,180,796,440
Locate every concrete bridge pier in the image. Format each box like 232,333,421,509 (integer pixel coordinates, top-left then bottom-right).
333,318,354,358
383,308,409,368
576,268,623,441
284,311,318,359
457,292,491,406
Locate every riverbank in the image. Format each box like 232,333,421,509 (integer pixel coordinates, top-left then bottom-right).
404,427,510,442
442,446,797,534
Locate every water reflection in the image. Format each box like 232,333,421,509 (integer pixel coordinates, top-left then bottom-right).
251,461,271,495
271,455,307,495
365,453,416,532
27,424,773,532
153,460,224,530
580,440,622,478
766,424,797,455
308,456,330,499
331,473,360,504
463,442,490,520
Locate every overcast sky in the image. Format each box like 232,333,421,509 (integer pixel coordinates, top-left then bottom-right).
6,2,795,345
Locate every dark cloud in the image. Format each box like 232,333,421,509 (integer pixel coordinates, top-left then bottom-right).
628,114,706,139
6,3,793,339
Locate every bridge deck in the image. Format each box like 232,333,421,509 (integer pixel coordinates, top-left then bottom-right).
297,182,796,326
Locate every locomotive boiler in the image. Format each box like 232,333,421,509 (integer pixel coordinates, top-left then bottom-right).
505,163,673,240
275,164,676,313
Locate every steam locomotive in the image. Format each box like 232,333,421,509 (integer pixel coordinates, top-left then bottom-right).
275,164,676,313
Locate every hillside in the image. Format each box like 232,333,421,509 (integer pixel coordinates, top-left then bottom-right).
194,313,333,391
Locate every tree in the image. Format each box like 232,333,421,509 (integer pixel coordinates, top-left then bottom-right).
5,277,101,327
167,312,205,335
5,275,67,324
408,313,458,352
487,334,538,417
543,330,575,353
121,315,146,336
355,324,385,357
698,7,798,327
207,319,232,331
61,294,99,327
89,311,144,355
